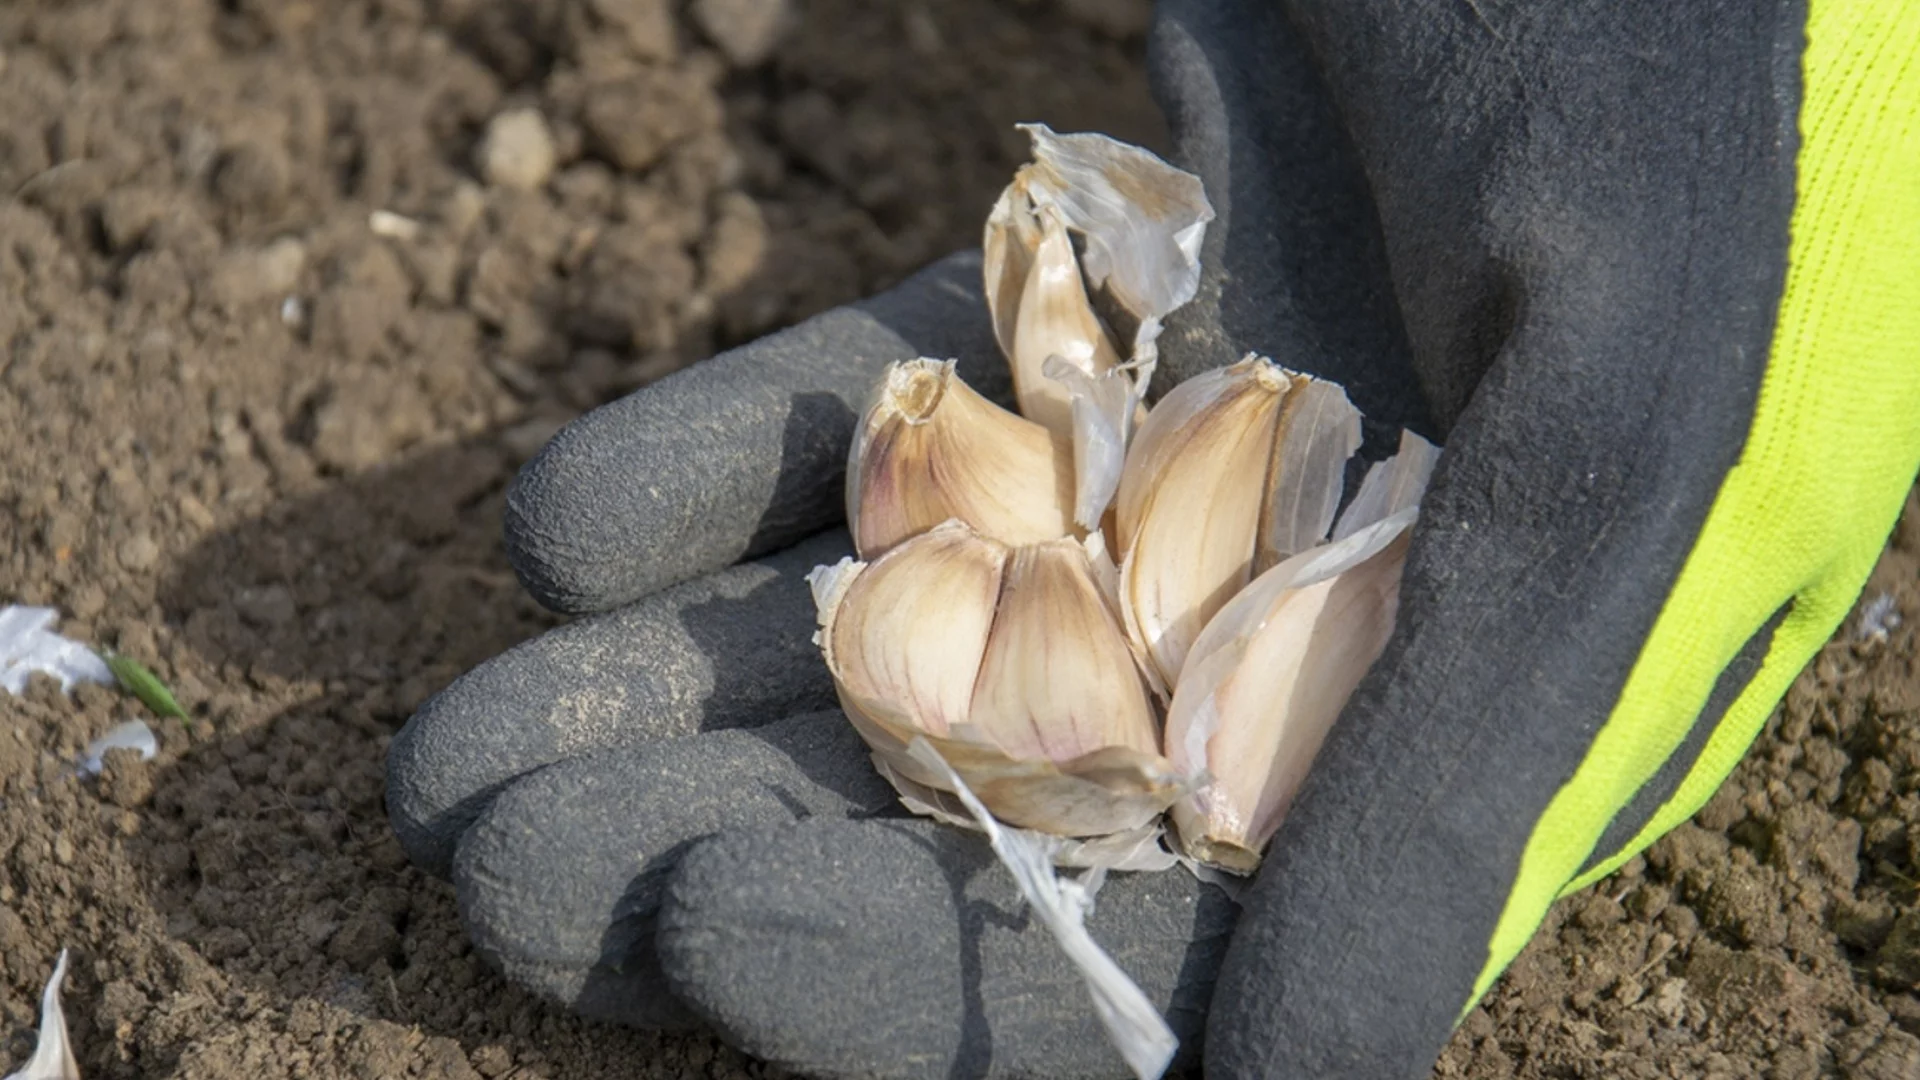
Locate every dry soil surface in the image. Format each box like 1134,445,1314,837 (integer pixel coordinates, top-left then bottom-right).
2,2,1918,1078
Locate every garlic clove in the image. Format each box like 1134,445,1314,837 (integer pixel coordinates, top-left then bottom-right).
846,359,1076,559
818,520,1007,739
813,522,1187,838
1166,433,1437,872
982,179,1044,369
1114,357,1292,689
1166,520,1412,872
1008,209,1125,437
1114,355,1366,691
966,538,1161,765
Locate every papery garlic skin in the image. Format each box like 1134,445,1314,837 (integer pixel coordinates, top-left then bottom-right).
1012,124,1213,364
812,521,1185,837
3,948,78,1080
846,358,1075,559
1042,356,1141,533
1114,356,1361,691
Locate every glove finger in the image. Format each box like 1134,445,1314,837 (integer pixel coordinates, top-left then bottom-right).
451,709,897,1030
387,529,848,877
508,250,1004,616
659,817,1237,1080
1148,0,1431,451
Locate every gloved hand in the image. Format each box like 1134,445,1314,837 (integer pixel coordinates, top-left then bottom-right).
387,1,1920,1077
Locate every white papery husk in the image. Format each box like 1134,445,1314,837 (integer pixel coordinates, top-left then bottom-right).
1165,431,1439,872
810,521,1190,840
1114,355,1362,692
1008,124,1212,364
0,606,114,696
983,125,1214,530
4,949,78,1080
906,738,1179,1080
845,358,1076,559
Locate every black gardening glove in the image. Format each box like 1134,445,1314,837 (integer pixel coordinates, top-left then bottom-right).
389,0,1920,1076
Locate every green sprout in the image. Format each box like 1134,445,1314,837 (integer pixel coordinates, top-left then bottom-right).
100,652,188,724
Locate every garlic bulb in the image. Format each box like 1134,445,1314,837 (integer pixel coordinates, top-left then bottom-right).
1114,355,1362,690
811,520,1185,837
846,358,1075,559
1165,432,1438,871
811,126,1457,1078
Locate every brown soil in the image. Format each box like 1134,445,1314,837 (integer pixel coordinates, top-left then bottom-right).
0,2,1914,1077
1436,495,1920,1080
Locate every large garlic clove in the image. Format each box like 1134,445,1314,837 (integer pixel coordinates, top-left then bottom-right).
846,358,1076,559
812,522,1185,838
1007,209,1125,437
1165,431,1438,872
1114,355,1361,691
1166,524,1410,872
817,522,1005,738
967,538,1161,764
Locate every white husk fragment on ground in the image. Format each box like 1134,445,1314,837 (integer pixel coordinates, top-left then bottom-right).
1857,591,1901,647
905,738,1178,1080
0,607,113,696
78,720,159,777
3,949,79,1080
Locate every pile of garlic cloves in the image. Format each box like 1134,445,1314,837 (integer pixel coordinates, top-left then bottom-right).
810,125,1438,875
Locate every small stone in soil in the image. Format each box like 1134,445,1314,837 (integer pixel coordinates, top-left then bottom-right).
480,108,559,192
690,0,794,67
